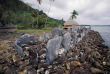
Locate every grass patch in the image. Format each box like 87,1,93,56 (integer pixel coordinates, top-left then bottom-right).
16,28,52,33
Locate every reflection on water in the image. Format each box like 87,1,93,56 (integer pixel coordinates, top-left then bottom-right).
91,25,110,48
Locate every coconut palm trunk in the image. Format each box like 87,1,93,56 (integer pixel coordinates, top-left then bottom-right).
45,0,54,28
37,4,39,27
37,0,42,28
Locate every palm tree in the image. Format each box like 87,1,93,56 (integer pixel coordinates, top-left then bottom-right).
37,0,42,27
61,18,64,25
37,0,42,4
71,10,78,19
45,0,54,28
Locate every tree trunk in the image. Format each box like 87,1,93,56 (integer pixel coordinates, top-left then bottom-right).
37,4,40,27
45,0,52,28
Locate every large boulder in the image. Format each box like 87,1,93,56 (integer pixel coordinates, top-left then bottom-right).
62,32,71,52
52,28,63,37
14,42,25,57
44,33,51,39
67,28,71,33
81,29,85,39
46,36,63,64
72,31,77,46
39,33,51,41
39,35,45,42
72,24,75,32
16,34,35,46
14,34,36,57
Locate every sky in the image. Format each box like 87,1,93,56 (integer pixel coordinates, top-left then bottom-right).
22,0,110,25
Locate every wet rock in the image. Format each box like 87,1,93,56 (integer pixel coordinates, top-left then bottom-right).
55,56,65,64
24,50,29,56
80,56,86,63
71,61,81,67
71,68,86,74
82,62,91,69
91,51,101,59
90,67,102,73
71,52,79,61
25,46,30,50
46,36,62,64
95,61,101,67
84,47,91,54
65,70,70,74
106,60,110,66
0,50,5,54
40,63,48,68
37,68,44,74
12,55,22,62
57,68,64,74
89,57,95,63
27,69,37,74
52,28,63,37
48,65,52,69
67,50,74,58
24,65,32,70
18,70,27,74
0,65,2,71
62,32,71,52
18,60,29,68
5,67,17,74
38,48,46,56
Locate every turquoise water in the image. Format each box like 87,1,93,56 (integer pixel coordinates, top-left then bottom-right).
91,25,110,48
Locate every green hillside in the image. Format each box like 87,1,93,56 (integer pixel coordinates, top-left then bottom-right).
0,0,64,29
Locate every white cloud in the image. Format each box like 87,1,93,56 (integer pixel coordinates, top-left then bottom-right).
22,0,110,25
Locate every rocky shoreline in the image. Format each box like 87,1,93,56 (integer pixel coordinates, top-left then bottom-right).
0,30,110,74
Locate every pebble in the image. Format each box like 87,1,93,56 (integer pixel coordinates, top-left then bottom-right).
66,63,70,70
71,61,81,67
45,70,50,74
90,67,102,73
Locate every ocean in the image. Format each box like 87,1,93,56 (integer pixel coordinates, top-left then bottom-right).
91,25,110,48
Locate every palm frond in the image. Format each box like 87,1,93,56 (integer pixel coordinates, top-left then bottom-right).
71,10,78,19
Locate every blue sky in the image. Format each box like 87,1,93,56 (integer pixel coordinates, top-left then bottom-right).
22,0,110,25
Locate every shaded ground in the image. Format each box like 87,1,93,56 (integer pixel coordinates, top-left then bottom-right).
0,28,52,53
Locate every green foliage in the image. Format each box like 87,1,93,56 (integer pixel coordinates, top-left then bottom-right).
71,10,78,19
17,28,52,33
2,11,36,29
0,0,64,29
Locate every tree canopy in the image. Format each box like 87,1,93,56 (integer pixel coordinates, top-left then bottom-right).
0,0,64,29
71,10,78,19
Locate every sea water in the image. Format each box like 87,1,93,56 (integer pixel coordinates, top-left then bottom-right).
91,25,110,48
